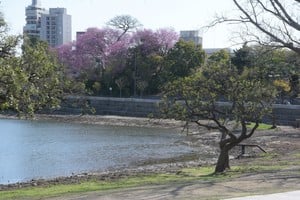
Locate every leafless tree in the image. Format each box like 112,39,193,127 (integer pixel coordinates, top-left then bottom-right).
107,15,142,41
211,0,300,54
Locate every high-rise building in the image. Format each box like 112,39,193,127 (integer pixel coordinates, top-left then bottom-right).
180,30,203,46
24,1,72,47
23,0,48,39
40,8,72,47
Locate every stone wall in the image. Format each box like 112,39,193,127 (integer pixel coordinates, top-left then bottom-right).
54,96,300,127
271,104,300,126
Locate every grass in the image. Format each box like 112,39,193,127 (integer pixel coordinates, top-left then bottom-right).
0,164,287,200
0,166,226,200
1,150,298,200
247,123,274,130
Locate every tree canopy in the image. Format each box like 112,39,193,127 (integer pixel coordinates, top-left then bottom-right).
162,63,277,173
0,13,81,115
56,27,179,96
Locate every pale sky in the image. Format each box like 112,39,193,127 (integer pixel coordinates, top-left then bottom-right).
1,0,238,48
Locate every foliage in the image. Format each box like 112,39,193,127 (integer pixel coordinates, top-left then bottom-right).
127,28,179,95
162,63,277,172
273,79,291,102
0,14,20,58
56,26,179,96
0,12,82,116
231,44,255,73
231,45,300,99
14,40,67,114
0,57,26,111
162,40,205,83
207,49,231,65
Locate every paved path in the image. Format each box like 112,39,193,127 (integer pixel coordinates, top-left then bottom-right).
47,171,300,200
225,190,300,200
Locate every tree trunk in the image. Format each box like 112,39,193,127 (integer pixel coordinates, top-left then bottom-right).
215,147,230,173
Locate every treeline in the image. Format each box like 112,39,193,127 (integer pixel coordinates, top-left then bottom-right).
56,28,300,101
1,13,300,116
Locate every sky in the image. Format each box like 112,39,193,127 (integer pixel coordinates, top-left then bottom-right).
1,0,238,48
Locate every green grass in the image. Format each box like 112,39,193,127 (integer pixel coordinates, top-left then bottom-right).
0,163,294,200
0,167,227,200
247,123,274,130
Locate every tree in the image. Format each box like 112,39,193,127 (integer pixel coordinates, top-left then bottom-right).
115,77,127,97
231,44,255,73
56,28,131,95
207,49,231,65
163,40,205,82
107,15,142,41
162,64,277,173
0,10,77,115
212,0,300,54
273,79,291,103
15,39,76,114
125,28,178,95
0,13,19,58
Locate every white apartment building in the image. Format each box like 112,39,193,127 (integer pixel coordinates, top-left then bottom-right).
23,0,48,38
179,30,203,46
40,8,72,47
24,0,72,47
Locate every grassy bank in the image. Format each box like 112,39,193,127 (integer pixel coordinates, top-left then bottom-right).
0,163,292,200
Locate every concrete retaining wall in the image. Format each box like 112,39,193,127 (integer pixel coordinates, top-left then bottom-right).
54,96,300,127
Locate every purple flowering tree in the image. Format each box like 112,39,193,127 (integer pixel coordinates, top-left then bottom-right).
56,25,179,96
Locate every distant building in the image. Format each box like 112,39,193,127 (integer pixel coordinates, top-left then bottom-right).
179,30,203,45
76,31,86,41
24,0,72,47
23,0,48,39
40,8,72,47
203,48,233,57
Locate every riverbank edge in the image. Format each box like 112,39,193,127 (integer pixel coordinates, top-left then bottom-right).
0,114,187,129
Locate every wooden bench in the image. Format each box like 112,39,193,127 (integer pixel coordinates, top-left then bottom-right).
236,143,267,158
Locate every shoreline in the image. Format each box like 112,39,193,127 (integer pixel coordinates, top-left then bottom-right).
1,114,298,192
0,114,186,129
0,114,211,189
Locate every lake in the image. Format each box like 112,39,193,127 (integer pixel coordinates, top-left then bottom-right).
0,118,196,184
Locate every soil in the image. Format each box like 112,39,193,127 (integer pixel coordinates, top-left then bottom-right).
0,114,299,199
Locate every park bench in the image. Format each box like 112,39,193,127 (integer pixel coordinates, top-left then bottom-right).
236,143,267,158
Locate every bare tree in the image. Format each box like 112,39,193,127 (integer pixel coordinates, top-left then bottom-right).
115,77,127,97
107,15,142,41
211,0,300,54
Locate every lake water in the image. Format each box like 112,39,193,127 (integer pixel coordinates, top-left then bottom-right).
0,119,195,184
